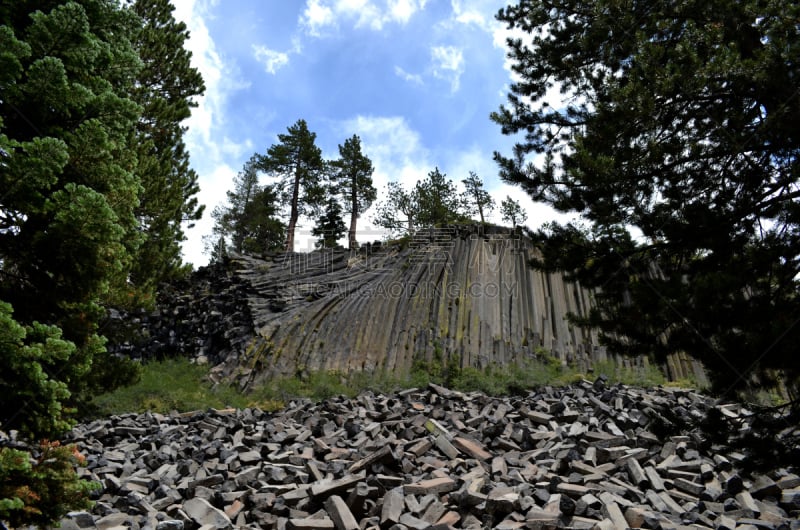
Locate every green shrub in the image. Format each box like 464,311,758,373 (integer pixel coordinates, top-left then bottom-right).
0,441,100,529
0,301,82,439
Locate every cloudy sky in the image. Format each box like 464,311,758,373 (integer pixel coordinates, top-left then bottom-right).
171,0,570,266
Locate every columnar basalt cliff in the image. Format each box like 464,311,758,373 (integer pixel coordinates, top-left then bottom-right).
110,225,706,386
238,225,602,384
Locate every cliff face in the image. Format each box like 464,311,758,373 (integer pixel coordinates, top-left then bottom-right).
234,225,604,383
110,225,706,386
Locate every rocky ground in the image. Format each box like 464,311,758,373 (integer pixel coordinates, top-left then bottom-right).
54,380,799,530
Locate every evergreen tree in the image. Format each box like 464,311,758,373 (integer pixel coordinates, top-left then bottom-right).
1,2,207,523
492,0,800,396
414,167,466,227
372,181,420,237
208,156,285,257
0,0,144,435
500,196,526,229
256,119,326,252
331,135,375,249
237,186,285,255
311,195,347,249
462,171,494,224
128,0,205,286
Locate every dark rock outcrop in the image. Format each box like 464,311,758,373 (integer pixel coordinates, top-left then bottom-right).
108,226,707,387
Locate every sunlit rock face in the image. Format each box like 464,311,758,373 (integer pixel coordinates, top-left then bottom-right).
110,225,705,386
234,225,602,384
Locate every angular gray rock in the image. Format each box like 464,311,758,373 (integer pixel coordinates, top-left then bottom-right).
50,381,798,530
182,498,232,530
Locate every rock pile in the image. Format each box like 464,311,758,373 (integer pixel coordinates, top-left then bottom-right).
60,381,798,530
104,262,256,368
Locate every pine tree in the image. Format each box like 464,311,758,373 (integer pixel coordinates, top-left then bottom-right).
1,2,207,523
256,119,326,252
311,195,347,249
492,0,800,396
500,196,526,229
462,171,494,224
331,135,375,249
128,0,205,286
372,181,420,237
414,167,466,227
208,156,285,257
0,0,144,435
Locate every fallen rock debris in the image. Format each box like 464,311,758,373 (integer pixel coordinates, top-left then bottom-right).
53,380,798,529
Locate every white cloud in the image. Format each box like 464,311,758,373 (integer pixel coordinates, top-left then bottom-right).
300,0,427,34
450,0,491,29
301,0,336,36
394,65,423,85
341,115,430,185
252,45,290,74
388,0,421,25
431,45,464,93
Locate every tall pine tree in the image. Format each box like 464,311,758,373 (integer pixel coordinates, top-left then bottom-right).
0,0,145,437
492,0,800,396
256,119,326,252
330,135,375,249
128,0,205,289
0,0,207,437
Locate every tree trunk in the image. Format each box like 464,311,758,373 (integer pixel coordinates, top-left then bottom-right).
349,179,358,250
286,170,301,252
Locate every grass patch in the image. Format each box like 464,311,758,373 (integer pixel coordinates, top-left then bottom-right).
589,359,667,388
91,358,249,415
91,353,689,417
408,354,585,395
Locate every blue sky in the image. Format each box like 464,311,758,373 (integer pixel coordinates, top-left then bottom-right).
171,0,570,266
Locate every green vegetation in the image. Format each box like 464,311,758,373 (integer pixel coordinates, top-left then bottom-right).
0,441,99,529
92,359,248,414
372,167,472,237
590,360,668,389
1,2,204,525
93,354,694,416
493,0,800,400
207,155,286,259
